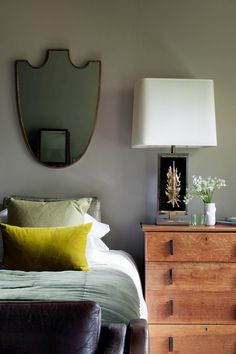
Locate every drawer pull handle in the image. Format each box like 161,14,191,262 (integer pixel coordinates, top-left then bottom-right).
167,268,173,284
169,240,174,255
169,336,174,352
168,299,174,316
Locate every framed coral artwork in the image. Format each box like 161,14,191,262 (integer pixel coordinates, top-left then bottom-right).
158,153,188,215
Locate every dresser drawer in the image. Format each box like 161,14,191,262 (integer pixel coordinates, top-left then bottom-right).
146,262,236,292
149,324,236,354
147,291,236,324
145,232,236,262
143,225,236,352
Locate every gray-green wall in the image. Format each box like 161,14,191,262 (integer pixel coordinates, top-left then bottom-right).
0,0,234,272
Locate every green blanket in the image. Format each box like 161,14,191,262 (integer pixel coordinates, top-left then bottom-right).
0,268,140,324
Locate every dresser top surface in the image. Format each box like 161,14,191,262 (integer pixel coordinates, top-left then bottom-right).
141,223,236,232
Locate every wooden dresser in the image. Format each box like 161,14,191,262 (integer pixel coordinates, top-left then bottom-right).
142,224,236,354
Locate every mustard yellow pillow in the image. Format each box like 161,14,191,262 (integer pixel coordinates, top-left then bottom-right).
0,223,92,271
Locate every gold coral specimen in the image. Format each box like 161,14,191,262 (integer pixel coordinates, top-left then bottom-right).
165,161,181,208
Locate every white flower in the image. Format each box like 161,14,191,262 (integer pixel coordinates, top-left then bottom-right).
184,175,226,204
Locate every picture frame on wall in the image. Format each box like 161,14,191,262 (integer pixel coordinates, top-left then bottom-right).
158,153,188,216
39,129,70,166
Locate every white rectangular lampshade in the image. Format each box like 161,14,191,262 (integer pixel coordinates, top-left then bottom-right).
132,78,217,148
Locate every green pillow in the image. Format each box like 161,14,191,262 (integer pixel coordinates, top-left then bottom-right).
7,198,92,227
0,223,92,271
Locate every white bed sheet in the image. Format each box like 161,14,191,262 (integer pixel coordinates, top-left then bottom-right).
90,249,148,320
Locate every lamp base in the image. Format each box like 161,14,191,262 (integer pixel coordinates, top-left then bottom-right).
156,214,190,226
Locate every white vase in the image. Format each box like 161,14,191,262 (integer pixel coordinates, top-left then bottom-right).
204,203,216,226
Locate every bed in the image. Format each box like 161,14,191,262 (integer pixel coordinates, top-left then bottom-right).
0,196,147,325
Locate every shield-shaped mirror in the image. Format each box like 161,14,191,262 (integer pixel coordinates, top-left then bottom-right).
15,49,101,167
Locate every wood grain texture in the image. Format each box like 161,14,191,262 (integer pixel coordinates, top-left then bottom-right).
143,225,236,353
149,324,236,354
146,262,236,291
147,291,236,323
142,224,236,232
145,232,236,262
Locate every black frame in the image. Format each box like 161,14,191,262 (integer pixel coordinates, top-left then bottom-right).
39,129,70,166
158,153,188,215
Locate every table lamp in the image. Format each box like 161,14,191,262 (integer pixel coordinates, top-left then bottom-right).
132,78,217,224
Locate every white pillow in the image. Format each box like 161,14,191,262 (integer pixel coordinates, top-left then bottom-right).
0,208,7,223
84,213,110,239
85,214,109,252
87,235,109,251
84,214,110,266
0,209,7,262
0,234,2,262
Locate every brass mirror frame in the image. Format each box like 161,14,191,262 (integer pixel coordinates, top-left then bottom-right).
15,49,101,168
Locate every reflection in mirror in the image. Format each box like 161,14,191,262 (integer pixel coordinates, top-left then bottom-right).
39,129,70,166
15,50,101,167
